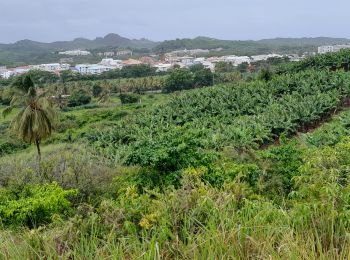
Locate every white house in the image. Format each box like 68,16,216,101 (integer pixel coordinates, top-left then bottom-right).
224,56,251,66
100,58,123,69
318,46,334,54
251,54,283,62
0,70,15,79
202,61,215,71
104,52,115,57
33,63,61,71
75,64,90,74
154,63,172,72
318,45,350,54
86,65,111,74
75,64,111,74
116,50,133,56
179,56,195,67
333,45,350,52
193,57,205,64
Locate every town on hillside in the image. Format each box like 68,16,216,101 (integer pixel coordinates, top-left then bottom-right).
0,49,295,79
1,44,350,80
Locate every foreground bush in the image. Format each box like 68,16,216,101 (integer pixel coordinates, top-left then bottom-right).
0,183,77,227
2,149,350,258
0,144,117,201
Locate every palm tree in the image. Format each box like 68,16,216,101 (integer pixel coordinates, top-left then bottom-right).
2,75,56,161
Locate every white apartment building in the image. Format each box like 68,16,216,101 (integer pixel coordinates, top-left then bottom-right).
202,61,215,71
0,70,14,79
100,58,123,69
116,50,133,56
187,49,210,55
193,57,205,64
75,64,111,74
224,56,251,66
0,66,30,79
169,49,210,56
75,64,90,74
59,50,91,56
318,46,334,54
333,45,350,52
34,63,60,71
104,52,115,57
179,56,195,67
86,65,111,74
32,63,70,72
251,54,283,62
154,63,172,72
318,45,350,54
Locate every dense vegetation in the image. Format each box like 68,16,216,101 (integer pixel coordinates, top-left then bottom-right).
2,50,350,258
277,49,350,73
0,33,157,67
154,36,350,55
2,34,350,67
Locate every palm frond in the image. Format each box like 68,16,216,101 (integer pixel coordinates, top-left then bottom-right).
10,94,27,106
2,105,14,118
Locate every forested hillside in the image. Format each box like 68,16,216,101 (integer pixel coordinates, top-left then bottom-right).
2,34,350,66
154,36,350,54
1,51,350,258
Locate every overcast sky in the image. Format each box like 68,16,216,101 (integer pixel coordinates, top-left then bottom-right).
1,0,349,43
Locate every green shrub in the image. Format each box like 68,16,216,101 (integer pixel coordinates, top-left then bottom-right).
163,68,194,92
259,139,304,197
0,183,77,227
92,84,103,97
0,144,117,201
119,93,140,104
125,127,215,171
67,90,91,107
257,67,274,81
0,141,28,156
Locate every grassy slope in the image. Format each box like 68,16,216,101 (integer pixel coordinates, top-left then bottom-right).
0,94,169,156
1,108,350,258
2,75,350,258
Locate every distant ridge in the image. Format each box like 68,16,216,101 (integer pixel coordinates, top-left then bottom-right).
154,36,350,53
0,33,158,53
258,37,350,46
2,34,350,54
1,34,350,66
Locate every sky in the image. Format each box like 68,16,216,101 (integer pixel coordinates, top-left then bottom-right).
0,0,349,43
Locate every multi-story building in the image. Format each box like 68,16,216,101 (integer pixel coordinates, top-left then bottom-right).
75,64,111,74
104,52,115,57
100,58,123,69
154,63,172,72
318,45,350,54
318,46,334,54
333,45,350,52
224,55,251,66
59,50,91,56
116,49,133,56
179,56,195,67
86,65,111,74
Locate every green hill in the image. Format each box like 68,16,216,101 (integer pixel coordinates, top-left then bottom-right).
154,36,350,55
0,33,157,52
2,34,350,66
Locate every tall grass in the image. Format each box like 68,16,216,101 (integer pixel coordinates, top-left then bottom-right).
1,160,350,259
